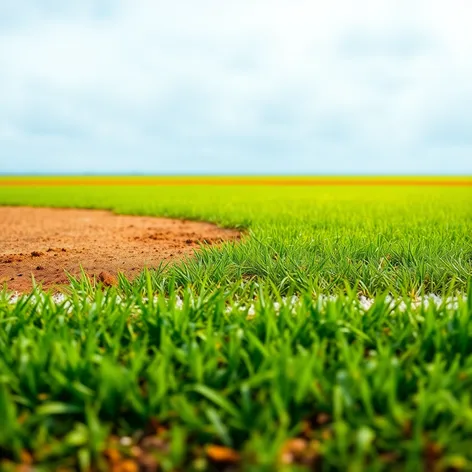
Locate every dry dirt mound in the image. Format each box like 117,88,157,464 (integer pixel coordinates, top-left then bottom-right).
0,206,240,292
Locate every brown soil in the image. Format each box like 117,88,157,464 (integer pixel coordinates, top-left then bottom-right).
0,206,241,293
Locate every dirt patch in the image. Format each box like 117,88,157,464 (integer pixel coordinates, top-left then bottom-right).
0,206,241,293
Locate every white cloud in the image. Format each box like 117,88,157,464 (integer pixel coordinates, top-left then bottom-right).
0,0,471,173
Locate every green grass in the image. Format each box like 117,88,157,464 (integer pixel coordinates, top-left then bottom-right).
0,183,471,294
0,180,472,471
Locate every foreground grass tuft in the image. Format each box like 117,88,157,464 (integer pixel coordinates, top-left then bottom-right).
1,280,472,471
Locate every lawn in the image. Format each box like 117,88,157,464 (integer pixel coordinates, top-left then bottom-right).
0,177,471,471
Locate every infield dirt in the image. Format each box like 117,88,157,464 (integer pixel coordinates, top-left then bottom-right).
0,206,240,292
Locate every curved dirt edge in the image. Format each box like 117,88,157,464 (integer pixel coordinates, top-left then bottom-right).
0,206,241,293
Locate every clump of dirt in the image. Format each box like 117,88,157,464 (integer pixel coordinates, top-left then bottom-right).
0,207,241,293
98,271,117,287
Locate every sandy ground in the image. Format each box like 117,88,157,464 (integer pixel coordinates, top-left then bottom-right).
0,206,240,292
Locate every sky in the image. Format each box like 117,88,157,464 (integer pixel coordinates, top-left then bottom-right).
0,0,471,175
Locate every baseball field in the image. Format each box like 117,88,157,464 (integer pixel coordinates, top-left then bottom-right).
0,176,471,471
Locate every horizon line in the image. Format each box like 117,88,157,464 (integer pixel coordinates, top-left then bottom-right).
1,173,472,178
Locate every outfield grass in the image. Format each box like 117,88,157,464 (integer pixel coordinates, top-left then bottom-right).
0,180,471,295
0,178,471,471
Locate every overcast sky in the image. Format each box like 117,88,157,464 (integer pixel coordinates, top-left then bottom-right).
0,0,471,174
